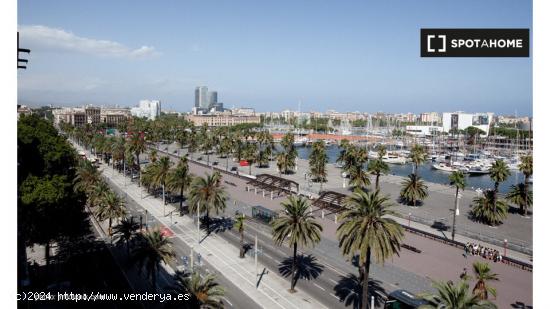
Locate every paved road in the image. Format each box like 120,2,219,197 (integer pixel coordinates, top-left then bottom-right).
166,143,532,255
107,177,261,309
156,144,532,308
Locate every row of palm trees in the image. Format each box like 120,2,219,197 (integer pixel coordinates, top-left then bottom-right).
74,154,226,307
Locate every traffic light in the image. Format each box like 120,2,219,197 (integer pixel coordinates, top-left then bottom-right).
17,32,31,69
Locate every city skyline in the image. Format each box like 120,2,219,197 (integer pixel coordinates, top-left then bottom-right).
18,0,532,115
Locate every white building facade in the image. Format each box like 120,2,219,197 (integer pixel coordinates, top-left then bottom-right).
131,100,161,120
442,112,493,136
405,125,444,136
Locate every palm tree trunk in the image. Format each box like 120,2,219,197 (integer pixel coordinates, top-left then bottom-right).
206,208,210,233
249,164,252,176
452,186,459,241
361,247,371,309
239,231,244,258
493,182,499,213
376,173,380,191
290,242,298,292
180,187,184,214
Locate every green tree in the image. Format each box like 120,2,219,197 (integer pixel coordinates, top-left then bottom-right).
167,157,192,214
472,261,499,300
400,174,428,206
151,156,173,206
410,144,427,177
309,140,328,191
95,191,127,236
171,271,225,308
271,196,322,292
489,159,510,212
112,217,139,255
471,190,508,226
449,171,466,241
517,155,533,215
128,133,146,186
337,190,404,309
188,172,227,232
367,159,390,191
150,149,158,163
506,184,532,216
421,280,497,308
132,230,175,291
234,215,246,258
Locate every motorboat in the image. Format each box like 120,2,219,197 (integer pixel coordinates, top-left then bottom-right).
383,153,407,164
432,162,457,172
468,166,491,175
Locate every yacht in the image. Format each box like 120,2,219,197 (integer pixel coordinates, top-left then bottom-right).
468,165,491,175
432,162,457,172
383,153,407,164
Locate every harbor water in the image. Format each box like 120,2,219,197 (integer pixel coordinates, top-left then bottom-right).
296,145,525,194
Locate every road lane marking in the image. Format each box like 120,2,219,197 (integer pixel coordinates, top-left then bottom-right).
223,297,233,307
313,283,326,291
328,278,338,284
331,294,340,300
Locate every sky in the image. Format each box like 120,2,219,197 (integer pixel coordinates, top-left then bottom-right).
17,0,532,115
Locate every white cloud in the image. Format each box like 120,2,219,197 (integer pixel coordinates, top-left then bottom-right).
18,25,160,59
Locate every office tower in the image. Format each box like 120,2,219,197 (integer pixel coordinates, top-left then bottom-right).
207,91,218,107
195,86,209,109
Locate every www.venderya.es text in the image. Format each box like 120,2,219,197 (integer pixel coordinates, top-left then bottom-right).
17,291,190,303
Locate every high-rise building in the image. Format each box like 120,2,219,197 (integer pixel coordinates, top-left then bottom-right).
195,86,209,109
207,91,218,107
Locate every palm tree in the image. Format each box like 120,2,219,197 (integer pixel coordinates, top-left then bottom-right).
337,189,403,309
172,271,225,308
421,280,497,308
271,196,322,292
506,183,533,216
74,160,100,194
349,165,371,190
489,159,510,211
472,261,499,300
367,159,389,191
243,143,257,175
449,171,466,241
128,133,146,186
188,172,227,232
471,190,508,226
151,156,173,207
517,155,533,216
132,229,175,291
88,180,110,208
167,157,192,214
150,149,158,163
400,174,428,206
410,144,427,177
95,191,127,236
112,217,139,255
309,140,328,191
233,215,246,258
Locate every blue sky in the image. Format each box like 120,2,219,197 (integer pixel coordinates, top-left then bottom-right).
17,0,532,115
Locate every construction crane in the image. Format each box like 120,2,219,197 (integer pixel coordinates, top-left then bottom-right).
17,32,31,69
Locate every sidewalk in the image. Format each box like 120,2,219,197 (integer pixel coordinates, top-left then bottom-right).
90,152,328,309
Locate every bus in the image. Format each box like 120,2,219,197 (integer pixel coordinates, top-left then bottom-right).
384,290,429,309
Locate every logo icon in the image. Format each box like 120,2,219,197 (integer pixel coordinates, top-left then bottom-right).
427,35,446,53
